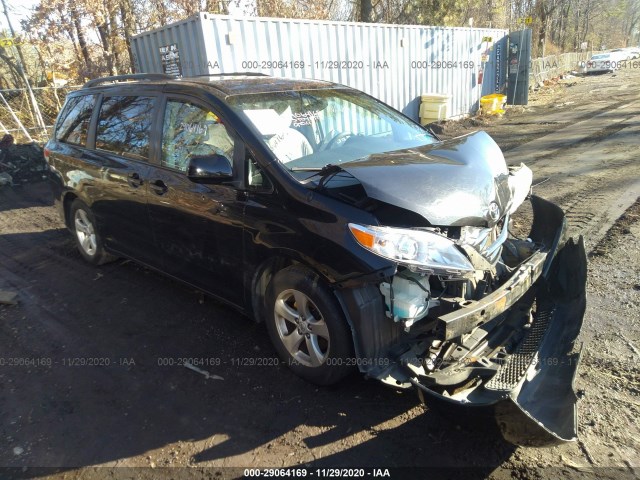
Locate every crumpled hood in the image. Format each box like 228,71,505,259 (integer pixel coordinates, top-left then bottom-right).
341,131,513,227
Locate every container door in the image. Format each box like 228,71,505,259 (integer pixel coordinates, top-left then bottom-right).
507,29,531,105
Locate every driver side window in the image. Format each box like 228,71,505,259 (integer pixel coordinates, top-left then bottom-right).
161,100,234,172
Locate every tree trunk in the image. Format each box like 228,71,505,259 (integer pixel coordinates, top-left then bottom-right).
558,2,571,50
64,26,81,62
70,4,92,71
107,0,121,71
0,51,24,88
574,5,580,49
625,9,639,47
205,0,230,14
154,0,169,25
361,0,373,21
580,0,591,45
95,11,117,76
119,0,135,72
536,1,548,56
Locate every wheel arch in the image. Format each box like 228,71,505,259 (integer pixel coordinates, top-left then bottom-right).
261,260,360,385
250,254,337,323
62,191,79,229
249,253,353,320
250,254,365,369
255,258,400,377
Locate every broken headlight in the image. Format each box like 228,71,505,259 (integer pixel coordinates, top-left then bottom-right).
348,223,474,275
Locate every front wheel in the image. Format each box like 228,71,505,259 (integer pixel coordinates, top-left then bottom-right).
265,265,355,386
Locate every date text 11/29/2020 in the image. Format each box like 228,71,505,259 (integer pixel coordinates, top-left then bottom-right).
244,468,392,477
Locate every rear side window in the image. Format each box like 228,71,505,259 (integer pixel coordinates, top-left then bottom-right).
55,95,95,146
96,96,155,160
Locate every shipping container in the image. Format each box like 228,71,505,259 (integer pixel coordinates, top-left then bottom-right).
131,14,508,120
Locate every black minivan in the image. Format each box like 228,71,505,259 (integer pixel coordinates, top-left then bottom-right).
46,73,587,444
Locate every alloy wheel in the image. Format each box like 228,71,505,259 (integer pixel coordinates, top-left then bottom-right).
74,209,97,257
273,289,331,367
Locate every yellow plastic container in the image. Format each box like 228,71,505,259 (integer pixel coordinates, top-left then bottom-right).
480,93,507,115
420,93,450,125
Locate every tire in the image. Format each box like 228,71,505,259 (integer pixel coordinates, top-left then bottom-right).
265,265,355,386
69,199,116,265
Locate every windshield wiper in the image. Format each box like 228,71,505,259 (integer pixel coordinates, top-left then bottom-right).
290,164,343,184
289,164,335,172
290,164,342,175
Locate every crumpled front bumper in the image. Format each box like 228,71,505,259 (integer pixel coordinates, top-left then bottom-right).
414,235,586,445
379,196,588,445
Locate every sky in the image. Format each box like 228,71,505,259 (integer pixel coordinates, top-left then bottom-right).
0,0,39,33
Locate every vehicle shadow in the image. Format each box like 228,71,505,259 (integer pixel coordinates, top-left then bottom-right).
0,197,516,477
191,380,516,472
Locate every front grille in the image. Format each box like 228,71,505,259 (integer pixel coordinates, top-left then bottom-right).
485,307,554,391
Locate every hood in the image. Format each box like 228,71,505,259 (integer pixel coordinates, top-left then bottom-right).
341,131,513,227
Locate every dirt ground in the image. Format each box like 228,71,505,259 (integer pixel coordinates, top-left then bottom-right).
1,66,640,480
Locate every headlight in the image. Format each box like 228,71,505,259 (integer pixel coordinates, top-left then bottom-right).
348,223,475,275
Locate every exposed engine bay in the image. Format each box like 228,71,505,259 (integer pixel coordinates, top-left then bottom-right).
377,162,531,333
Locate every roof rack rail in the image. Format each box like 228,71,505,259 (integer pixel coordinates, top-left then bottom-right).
188,72,269,78
83,73,176,88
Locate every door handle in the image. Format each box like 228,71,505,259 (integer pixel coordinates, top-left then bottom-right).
150,179,168,195
127,172,143,188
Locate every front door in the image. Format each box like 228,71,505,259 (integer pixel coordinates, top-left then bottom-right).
146,96,245,306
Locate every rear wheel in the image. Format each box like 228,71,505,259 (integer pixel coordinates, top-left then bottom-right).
265,265,355,385
70,199,115,265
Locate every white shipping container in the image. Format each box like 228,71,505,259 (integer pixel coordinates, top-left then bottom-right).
131,13,508,120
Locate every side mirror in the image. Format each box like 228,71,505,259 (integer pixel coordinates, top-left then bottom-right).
187,154,233,183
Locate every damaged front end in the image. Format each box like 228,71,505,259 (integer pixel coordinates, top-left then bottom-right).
332,133,587,445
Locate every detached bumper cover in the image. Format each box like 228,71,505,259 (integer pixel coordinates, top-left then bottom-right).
497,235,587,444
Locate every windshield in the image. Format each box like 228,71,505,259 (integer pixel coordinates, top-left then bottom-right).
227,88,437,171
591,54,609,60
